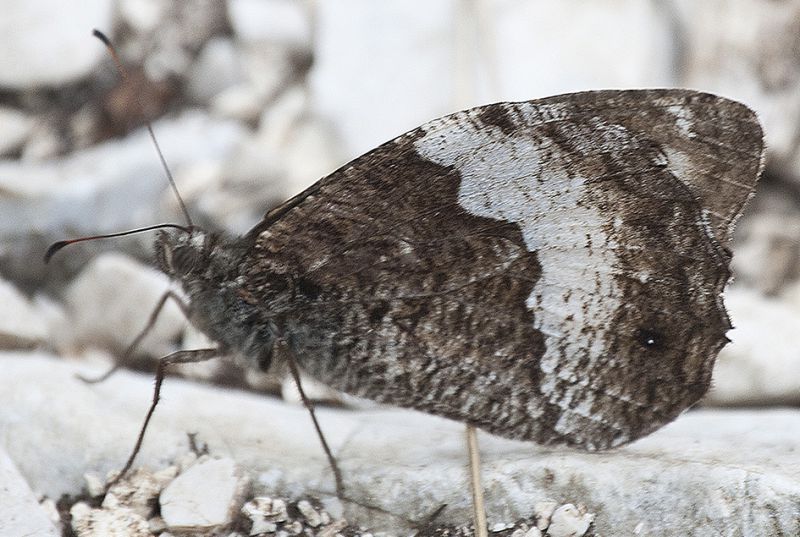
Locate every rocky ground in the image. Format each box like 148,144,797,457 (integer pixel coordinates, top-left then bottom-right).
2,1,800,536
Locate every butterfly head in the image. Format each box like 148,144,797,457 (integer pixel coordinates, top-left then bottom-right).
155,227,213,279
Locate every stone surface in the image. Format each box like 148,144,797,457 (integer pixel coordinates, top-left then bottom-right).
0,446,60,537
0,0,113,89
62,252,185,358
2,353,799,535
0,277,48,349
707,286,800,406
160,457,249,530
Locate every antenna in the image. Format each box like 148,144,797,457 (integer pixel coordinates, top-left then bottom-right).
92,29,193,228
45,31,197,262
44,224,191,263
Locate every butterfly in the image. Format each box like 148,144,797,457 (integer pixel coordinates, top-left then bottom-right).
150,88,763,455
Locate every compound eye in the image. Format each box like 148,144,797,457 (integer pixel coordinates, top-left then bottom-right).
171,244,200,276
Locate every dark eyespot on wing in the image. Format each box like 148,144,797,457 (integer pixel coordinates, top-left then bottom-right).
636,328,665,351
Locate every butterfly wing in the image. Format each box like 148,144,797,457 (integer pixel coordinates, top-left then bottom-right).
239,89,764,449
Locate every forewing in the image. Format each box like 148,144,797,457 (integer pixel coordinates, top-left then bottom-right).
241,89,764,449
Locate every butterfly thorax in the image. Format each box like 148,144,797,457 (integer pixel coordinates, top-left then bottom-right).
154,229,283,370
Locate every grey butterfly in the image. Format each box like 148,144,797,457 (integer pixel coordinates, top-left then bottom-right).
154,89,763,451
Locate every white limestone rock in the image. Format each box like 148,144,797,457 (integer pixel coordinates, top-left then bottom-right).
732,212,800,295
0,107,35,156
209,46,296,123
310,0,673,160
103,466,179,519
0,446,60,537
0,111,245,293
546,504,594,537
309,0,458,160
22,121,64,161
62,252,185,358
296,499,322,527
160,457,249,531
0,0,113,89
192,89,342,235
242,497,288,534
118,0,167,33
0,277,48,349
280,371,345,407
2,353,799,535
70,502,152,537
0,111,245,238
533,500,558,531
186,37,245,104
518,528,542,537
228,0,312,46
707,286,800,406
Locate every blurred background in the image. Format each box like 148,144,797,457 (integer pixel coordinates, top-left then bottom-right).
1,0,799,433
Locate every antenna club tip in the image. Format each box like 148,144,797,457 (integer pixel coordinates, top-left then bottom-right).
43,241,68,264
92,29,112,46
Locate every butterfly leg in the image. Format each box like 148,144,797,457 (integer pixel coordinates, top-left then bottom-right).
108,347,218,489
283,344,346,498
466,424,488,537
77,289,190,384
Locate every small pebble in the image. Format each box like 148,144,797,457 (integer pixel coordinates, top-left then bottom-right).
317,519,347,537
243,497,293,534
103,466,177,519
533,500,558,530
251,520,277,534
296,499,322,527
83,472,105,498
39,497,61,525
287,519,303,535
491,521,514,532
148,515,167,533
160,457,248,530
70,502,151,537
547,504,595,537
